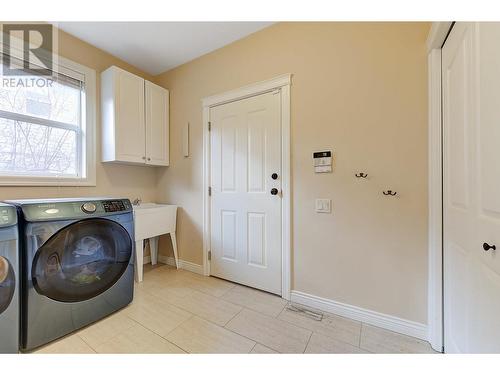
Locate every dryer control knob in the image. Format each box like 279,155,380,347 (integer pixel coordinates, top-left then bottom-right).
81,202,97,214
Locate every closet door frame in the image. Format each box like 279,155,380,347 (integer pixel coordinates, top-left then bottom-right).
426,21,453,353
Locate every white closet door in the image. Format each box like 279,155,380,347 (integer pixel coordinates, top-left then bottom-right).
443,22,500,353
210,91,282,295
145,81,169,166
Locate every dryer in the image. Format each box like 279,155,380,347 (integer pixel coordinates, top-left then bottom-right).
0,203,19,353
7,198,134,351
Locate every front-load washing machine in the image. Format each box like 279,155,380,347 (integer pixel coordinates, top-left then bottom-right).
0,203,19,353
6,198,134,351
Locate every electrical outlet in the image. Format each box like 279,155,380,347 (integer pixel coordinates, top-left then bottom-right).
315,199,331,213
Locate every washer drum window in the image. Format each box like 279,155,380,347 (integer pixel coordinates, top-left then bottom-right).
0,256,15,314
32,218,132,303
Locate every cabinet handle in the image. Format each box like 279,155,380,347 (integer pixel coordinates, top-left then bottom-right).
142,156,146,160
147,157,151,161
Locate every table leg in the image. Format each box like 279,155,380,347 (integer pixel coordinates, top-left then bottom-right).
134,239,144,282
150,236,159,265
171,232,179,269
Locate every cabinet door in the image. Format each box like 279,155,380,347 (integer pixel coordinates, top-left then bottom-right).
145,81,169,166
115,69,146,163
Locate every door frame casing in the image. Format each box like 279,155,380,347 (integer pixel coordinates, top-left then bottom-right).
201,74,292,299
426,21,453,353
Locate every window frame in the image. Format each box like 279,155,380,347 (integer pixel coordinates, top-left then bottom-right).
0,33,96,186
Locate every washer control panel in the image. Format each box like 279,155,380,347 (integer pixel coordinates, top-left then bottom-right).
0,204,17,227
81,202,97,214
102,200,127,213
7,198,132,222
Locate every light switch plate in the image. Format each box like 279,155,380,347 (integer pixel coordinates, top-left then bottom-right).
315,199,331,213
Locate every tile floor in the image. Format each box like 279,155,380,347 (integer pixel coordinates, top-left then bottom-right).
34,265,437,354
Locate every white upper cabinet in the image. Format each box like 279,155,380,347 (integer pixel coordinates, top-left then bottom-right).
101,66,169,166
145,80,169,166
101,66,146,164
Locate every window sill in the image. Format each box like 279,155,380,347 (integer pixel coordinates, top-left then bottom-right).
0,176,96,187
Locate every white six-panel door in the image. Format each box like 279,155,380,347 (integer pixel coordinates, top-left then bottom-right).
443,22,500,353
209,91,282,295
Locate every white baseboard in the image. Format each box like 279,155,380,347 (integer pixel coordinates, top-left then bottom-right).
151,255,204,275
290,290,428,341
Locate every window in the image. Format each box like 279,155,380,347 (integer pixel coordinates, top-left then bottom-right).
0,43,96,186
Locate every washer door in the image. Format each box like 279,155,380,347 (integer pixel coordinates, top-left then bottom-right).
32,218,132,303
0,256,15,314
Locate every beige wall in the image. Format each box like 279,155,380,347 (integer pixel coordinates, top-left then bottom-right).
155,22,430,324
0,27,158,202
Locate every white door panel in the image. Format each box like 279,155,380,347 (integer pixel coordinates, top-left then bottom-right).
115,70,145,162
443,22,500,353
472,22,500,353
443,22,476,354
446,31,470,210
221,210,237,261
248,212,266,267
444,242,470,353
478,23,500,216
145,81,169,166
210,91,282,295
469,260,500,352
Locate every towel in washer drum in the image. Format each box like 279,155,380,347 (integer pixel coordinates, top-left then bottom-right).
32,218,132,303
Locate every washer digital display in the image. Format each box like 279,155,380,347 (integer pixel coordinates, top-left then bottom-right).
102,200,126,212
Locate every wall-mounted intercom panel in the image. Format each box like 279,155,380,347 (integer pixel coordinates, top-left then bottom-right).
313,151,332,173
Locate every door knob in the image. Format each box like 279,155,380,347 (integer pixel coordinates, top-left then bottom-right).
271,173,278,180
483,242,496,251
270,188,279,195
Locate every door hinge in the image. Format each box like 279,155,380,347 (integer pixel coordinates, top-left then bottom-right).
208,186,212,196
208,121,211,131
208,250,211,261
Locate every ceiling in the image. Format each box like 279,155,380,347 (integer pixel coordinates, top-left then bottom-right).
56,22,273,75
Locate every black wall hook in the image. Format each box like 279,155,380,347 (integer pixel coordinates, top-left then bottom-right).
355,172,368,178
383,190,397,196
